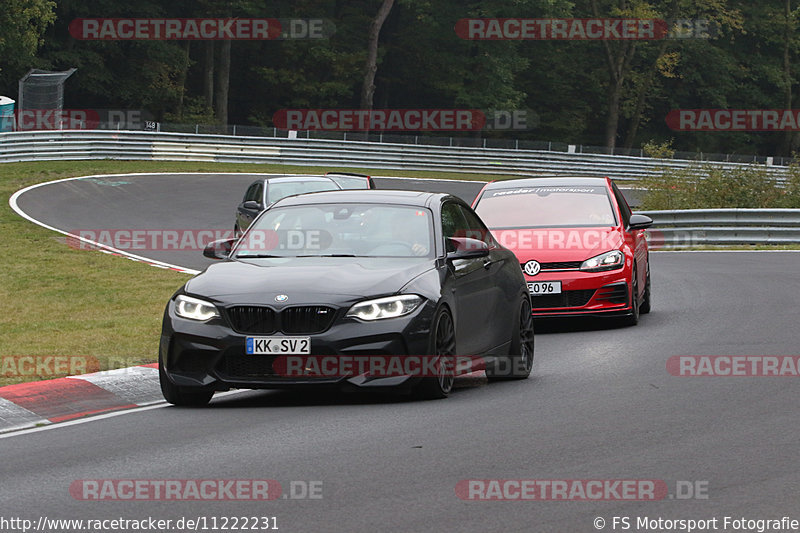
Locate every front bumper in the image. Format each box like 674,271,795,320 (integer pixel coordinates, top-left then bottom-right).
525,267,632,318
159,300,436,391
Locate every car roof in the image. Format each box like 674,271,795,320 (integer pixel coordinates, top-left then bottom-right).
482,176,610,190
273,189,445,207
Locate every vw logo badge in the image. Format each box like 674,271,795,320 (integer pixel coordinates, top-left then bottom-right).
523,260,541,276
275,294,289,302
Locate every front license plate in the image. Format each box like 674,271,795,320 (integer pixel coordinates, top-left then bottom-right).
528,281,562,295
246,337,311,355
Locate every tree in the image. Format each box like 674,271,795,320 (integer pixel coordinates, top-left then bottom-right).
580,0,742,151
0,0,56,88
360,0,395,110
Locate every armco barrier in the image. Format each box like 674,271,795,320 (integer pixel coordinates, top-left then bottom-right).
4,130,799,245
640,209,800,246
0,129,793,182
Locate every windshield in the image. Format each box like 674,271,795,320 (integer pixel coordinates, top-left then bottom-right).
235,203,433,258
326,175,372,190
475,185,617,228
266,180,340,205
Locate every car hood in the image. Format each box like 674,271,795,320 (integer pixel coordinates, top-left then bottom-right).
185,257,434,304
491,227,624,263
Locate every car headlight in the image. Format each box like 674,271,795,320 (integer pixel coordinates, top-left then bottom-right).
580,250,625,272
174,295,220,321
346,295,424,321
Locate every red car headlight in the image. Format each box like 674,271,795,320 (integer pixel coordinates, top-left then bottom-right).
579,250,624,272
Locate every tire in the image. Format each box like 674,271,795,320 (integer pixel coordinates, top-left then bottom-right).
159,357,214,407
486,296,535,381
416,307,456,400
621,263,640,327
640,263,651,314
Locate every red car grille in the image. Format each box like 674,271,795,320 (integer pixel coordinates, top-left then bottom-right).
532,289,596,309
520,261,582,271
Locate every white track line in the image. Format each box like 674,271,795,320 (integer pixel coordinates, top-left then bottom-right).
9,174,202,274
0,390,249,440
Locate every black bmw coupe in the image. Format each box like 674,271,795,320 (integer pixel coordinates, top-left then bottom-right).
159,190,534,406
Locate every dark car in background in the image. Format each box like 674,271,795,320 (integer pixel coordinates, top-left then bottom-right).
472,177,652,325
234,172,375,234
161,190,534,406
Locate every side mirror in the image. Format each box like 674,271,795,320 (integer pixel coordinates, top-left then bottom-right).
446,237,490,259
243,200,262,210
203,238,236,260
629,214,653,230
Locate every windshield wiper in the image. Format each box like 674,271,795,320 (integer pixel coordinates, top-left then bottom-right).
234,253,284,258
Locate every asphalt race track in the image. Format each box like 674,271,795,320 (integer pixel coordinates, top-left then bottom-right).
4,173,799,532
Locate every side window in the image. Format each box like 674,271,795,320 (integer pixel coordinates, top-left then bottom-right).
441,202,469,252
611,182,631,227
254,183,264,205
244,184,257,202
459,205,496,247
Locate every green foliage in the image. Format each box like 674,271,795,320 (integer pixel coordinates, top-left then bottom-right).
642,139,676,159
640,164,788,209
0,0,56,76
164,96,215,124
5,0,800,160
781,159,800,208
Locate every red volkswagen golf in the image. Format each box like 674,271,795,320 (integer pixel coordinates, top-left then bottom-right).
472,177,652,325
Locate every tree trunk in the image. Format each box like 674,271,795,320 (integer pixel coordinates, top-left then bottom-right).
176,40,191,119
215,40,231,125
592,0,637,153
360,0,395,110
604,79,623,152
782,0,795,155
203,41,215,109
